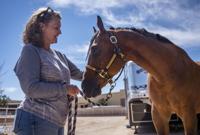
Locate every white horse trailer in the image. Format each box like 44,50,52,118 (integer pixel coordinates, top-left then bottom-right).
124,62,181,133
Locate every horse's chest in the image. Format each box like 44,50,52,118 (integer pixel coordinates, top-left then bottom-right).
149,83,198,112
149,82,182,107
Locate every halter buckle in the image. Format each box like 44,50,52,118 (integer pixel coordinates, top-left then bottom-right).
110,36,117,44
99,71,108,79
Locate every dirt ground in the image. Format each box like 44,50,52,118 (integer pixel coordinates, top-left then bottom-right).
75,116,132,135
74,116,184,135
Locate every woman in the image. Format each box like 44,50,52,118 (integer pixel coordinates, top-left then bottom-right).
13,7,82,135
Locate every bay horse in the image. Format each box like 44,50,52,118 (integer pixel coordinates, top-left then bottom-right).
81,16,200,135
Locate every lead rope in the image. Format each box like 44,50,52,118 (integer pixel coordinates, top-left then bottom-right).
67,89,113,135
67,66,125,135
67,95,78,135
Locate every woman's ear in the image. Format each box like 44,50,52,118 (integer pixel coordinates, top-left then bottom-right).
39,23,45,31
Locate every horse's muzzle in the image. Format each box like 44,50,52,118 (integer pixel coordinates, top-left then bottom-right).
81,79,101,98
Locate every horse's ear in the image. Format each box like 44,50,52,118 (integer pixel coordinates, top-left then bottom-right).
93,26,97,33
97,15,105,32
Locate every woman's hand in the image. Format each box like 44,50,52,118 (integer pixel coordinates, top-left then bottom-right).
66,85,80,96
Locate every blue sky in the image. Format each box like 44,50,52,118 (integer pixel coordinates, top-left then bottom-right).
0,0,200,100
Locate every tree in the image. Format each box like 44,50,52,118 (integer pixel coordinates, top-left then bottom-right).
0,63,10,107
0,90,10,107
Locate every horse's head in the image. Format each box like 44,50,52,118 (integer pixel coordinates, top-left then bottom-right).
81,16,126,98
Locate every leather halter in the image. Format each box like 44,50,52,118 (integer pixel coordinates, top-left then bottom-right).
86,33,126,84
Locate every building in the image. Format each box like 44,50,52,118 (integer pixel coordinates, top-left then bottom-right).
0,100,21,134
0,100,21,123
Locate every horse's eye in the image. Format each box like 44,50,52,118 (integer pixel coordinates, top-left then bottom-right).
91,46,99,56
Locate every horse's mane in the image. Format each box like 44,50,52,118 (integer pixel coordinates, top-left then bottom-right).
86,27,173,60
110,27,174,44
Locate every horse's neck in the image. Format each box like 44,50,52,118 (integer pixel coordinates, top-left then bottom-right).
119,31,192,82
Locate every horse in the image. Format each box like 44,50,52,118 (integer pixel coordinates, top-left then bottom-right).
81,16,200,135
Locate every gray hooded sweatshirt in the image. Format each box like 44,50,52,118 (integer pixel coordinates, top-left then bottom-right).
14,44,83,126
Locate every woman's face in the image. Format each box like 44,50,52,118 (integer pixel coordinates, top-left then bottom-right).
42,17,61,45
